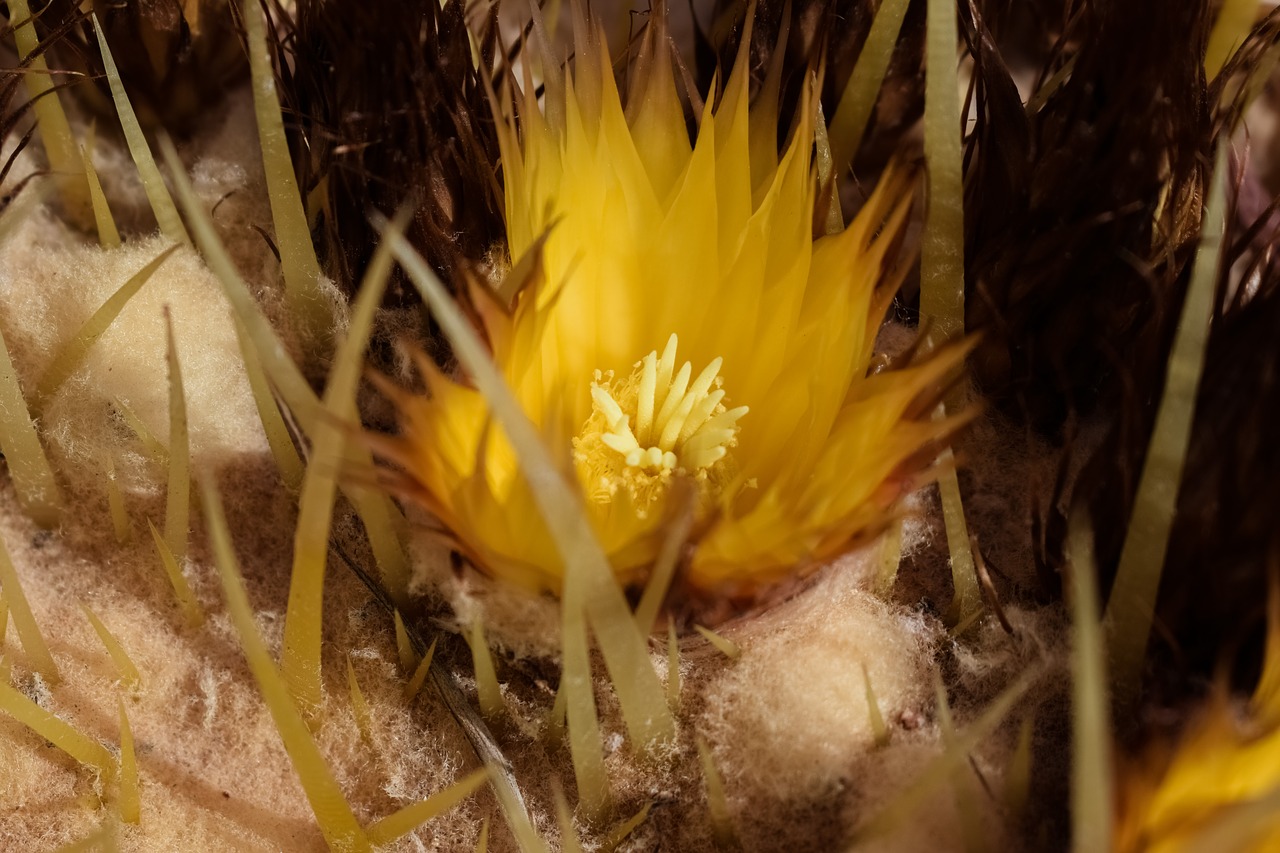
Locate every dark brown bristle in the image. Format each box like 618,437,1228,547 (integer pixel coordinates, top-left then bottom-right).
0,1,91,209
962,0,1211,437
22,0,249,136
267,0,506,308
948,0,1209,625
1145,123,1280,695
959,0,1280,702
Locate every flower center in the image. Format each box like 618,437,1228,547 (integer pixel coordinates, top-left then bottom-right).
574,334,748,514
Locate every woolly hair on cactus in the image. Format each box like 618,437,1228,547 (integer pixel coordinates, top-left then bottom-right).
368,5,971,610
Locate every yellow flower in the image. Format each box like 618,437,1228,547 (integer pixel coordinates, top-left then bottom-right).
377,15,967,597
1114,586,1280,851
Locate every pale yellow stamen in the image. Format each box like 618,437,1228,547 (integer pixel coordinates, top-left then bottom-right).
575,335,746,513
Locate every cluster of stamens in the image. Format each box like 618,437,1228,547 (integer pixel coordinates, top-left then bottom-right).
575,334,747,511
